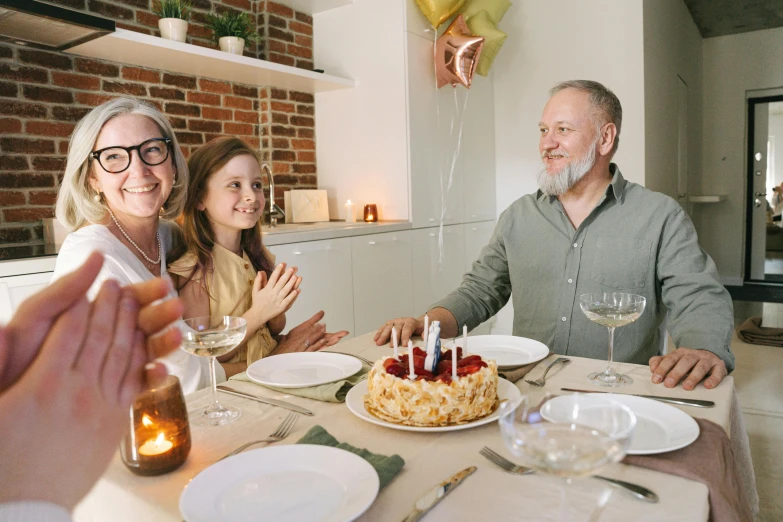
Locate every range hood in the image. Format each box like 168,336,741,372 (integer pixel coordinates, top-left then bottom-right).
0,0,114,51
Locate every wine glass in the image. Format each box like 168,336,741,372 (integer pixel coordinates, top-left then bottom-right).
499,394,636,520
579,293,646,387
181,316,247,426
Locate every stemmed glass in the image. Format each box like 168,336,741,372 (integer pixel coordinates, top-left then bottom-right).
181,316,247,426
579,293,646,387
499,394,636,521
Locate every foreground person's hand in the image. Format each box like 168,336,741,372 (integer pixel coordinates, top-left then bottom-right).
272,310,349,355
0,275,156,509
0,252,183,392
649,347,728,390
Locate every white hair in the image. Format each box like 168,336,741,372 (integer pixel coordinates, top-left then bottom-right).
55,97,189,231
537,133,600,196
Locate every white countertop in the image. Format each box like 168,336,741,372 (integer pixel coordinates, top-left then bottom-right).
261,220,411,246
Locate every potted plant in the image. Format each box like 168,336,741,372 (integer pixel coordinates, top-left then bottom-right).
205,11,260,55
153,0,192,43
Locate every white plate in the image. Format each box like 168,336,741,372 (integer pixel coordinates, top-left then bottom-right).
345,378,522,433
460,335,550,369
247,352,363,389
179,445,379,522
542,393,700,455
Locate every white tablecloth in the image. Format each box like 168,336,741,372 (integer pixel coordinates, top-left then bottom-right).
75,332,755,522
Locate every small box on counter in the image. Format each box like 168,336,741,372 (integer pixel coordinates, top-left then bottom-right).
43,218,69,246
286,190,329,223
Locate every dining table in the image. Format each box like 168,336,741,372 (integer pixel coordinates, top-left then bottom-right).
73,331,754,522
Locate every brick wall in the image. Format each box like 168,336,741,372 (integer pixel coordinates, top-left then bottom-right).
0,0,317,245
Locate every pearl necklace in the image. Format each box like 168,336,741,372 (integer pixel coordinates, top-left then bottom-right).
108,208,161,266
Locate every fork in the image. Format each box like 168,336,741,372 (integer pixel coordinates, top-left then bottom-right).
479,447,659,503
326,351,374,366
524,357,570,387
220,413,299,461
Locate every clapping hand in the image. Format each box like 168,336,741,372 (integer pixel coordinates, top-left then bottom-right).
248,263,301,329
0,252,184,509
272,310,349,355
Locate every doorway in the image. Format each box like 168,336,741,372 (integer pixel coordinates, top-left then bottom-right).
745,95,783,283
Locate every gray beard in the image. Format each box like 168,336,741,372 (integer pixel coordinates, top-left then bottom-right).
537,140,598,196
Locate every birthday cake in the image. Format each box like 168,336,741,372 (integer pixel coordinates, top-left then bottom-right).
364,322,498,427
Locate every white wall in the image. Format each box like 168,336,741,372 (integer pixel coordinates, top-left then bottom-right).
314,1,410,221
697,27,783,284
642,0,703,202
492,0,646,216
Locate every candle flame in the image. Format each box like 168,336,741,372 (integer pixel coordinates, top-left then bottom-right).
141,414,154,428
155,433,165,446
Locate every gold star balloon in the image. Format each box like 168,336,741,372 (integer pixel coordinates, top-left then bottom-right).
435,14,485,89
414,0,467,28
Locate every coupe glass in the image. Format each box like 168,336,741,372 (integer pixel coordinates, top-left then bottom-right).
579,293,646,387
181,316,247,426
499,394,636,520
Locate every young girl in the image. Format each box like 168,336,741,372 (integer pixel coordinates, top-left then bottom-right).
168,137,302,377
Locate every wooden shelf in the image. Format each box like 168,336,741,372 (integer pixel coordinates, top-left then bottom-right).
689,195,727,203
276,0,353,14
66,29,355,94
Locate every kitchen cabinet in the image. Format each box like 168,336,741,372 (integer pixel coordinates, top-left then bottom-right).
0,271,54,323
411,225,466,317
268,238,355,338
351,231,414,336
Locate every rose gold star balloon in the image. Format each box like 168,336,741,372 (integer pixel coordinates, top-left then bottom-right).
435,14,484,89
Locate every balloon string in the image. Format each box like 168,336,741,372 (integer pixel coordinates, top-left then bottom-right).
438,86,469,267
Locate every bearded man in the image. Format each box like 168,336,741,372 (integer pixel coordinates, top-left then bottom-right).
375,80,734,391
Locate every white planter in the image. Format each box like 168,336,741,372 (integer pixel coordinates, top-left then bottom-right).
219,36,245,55
158,18,188,42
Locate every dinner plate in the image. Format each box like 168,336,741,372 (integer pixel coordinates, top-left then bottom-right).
247,352,363,388
345,378,522,432
541,393,700,455
179,445,379,522
459,335,549,369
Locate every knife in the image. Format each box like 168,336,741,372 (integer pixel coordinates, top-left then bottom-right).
560,388,715,408
217,385,314,416
401,466,476,522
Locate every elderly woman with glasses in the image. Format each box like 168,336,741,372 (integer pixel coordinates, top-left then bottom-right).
52,97,213,393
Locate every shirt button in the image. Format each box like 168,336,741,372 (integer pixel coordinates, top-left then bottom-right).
567,278,573,284
249,279,253,286
245,263,249,269
561,316,567,322
573,243,578,248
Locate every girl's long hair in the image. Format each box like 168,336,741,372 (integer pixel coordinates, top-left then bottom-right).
170,136,274,290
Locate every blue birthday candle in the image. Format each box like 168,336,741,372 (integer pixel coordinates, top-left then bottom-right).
424,321,441,373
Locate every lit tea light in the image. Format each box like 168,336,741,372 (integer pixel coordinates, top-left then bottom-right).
363,204,378,222
139,433,174,457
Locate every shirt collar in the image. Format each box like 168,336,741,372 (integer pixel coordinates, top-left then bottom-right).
536,163,627,203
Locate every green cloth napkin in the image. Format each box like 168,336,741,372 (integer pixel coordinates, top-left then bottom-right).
297,425,405,489
229,367,368,403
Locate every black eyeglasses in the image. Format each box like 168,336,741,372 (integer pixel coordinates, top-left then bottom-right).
90,137,172,174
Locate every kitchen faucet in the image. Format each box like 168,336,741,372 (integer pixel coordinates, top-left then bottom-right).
262,163,285,227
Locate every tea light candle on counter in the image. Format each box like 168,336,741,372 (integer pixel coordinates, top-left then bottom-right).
363,204,378,222
344,200,356,223
139,433,174,456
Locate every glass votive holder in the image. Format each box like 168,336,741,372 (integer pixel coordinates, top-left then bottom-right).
120,375,191,476
363,204,378,222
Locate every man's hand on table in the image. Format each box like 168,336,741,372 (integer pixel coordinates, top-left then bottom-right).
374,317,423,346
649,347,728,391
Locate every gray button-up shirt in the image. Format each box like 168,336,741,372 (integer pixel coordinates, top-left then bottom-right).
433,165,735,370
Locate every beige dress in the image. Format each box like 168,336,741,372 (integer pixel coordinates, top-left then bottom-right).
168,243,277,365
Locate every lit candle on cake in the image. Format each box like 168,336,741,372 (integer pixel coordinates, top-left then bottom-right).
408,340,416,379
452,340,457,379
463,325,468,356
392,326,398,359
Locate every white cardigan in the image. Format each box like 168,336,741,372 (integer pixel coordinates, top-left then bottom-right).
51,221,223,394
